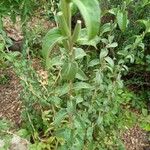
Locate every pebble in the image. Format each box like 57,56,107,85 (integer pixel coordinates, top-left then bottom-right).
9,135,29,150
0,139,5,148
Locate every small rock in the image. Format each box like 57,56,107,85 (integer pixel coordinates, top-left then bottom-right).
10,135,29,150
0,139,5,148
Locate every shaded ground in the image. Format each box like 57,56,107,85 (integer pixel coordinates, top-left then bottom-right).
0,68,22,126
122,125,150,150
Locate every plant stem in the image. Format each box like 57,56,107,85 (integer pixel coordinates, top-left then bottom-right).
60,0,71,31
57,12,70,36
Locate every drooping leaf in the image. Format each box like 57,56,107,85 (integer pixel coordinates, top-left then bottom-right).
71,0,100,39
42,28,65,68
67,100,76,114
105,56,114,68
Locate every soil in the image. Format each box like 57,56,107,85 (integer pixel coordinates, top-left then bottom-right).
0,67,22,126
122,125,150,150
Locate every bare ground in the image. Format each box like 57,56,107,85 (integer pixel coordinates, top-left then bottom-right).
0,67,22,126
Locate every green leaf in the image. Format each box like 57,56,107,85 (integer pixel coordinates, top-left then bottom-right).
138,19,150,33
117,10,128,32
46,55,63,69
71,0,100,39
42,28,65,68
97,115,103,125
67,100,76,114
74,82,92,90
126,54,135,63
76,68,88,81
75,95,84,104
75,48,86,59
47,96,61,106
106,42,118,48
142,108,148,116
88,59,99,67
99,49,108,60
17,129,29,139
56,84,70,96
0,42,5,51
94,70,103,85
86,127,93,142
54,109,67,126
77,29,100,48
100,23,112,35
61,61,78,80
105,56,114,68
108,8,118,15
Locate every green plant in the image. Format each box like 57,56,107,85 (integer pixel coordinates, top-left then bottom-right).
2,0,150,149
13,0,130,149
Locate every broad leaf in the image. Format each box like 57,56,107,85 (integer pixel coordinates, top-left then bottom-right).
75,48,86,59
46,55,63,69
54,109,67,126
99,49,108,60
42,28,65,67
55,84,70,96
117,10,128,32
100,23,112,35
106,42,118,48
77,29,100,48
61,61,78,80
88,59,99,67
76,68,88,81
71,0,100,39
105,56,114,68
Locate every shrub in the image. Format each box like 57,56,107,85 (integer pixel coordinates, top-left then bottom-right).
2,0,150,149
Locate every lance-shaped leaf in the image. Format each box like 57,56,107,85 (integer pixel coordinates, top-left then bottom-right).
71,0,100,40
117,10,128,32
138,19,150,33
42,28,65,67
